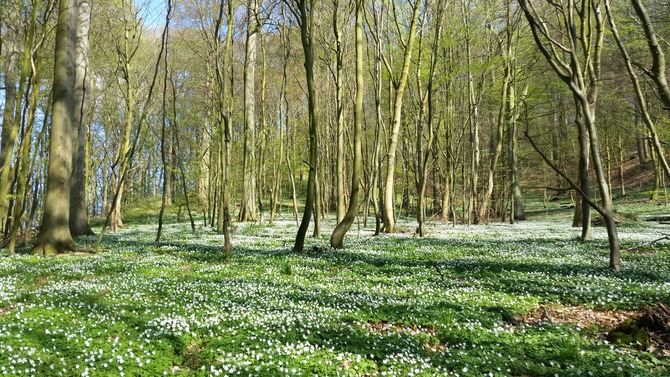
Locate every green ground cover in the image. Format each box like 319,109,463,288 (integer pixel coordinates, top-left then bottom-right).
1,210,669,376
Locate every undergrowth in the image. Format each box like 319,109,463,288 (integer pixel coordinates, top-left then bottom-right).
0,210,669,376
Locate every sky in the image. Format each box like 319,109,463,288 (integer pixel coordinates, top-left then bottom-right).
135,0,168,27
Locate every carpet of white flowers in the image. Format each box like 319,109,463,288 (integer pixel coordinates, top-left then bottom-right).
0,215,669,376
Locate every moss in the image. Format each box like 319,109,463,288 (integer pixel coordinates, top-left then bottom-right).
607,319,650,349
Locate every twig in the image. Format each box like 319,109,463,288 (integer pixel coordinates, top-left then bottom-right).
429,260,449,288
547,273,566,290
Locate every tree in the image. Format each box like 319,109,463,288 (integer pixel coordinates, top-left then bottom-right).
69,0,95,237
520,0,621,271
5,0,55,255
239,0,260,222
331,0,347,225
0,0,21,235
381,0,420,233
330,0,363,249
612,0,670,180
415,0,445,236
156,0,174,244
287,0,319,252
31,0,79,255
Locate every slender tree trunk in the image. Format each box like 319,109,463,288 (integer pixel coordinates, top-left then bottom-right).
463,0,480,225
362,0,385,235
381,1,420,233
239,0,259,222
70,0,94,237
509,93,525,222
574,103,592,240
480,6,516,223
605,0,670,183
619,135,626,196
8,67,46,255
271,16,290,223
292,0,319,252
333,0,346,224
170,78,196,232
331,0,363,249
156,14,172,243
417,0,444,236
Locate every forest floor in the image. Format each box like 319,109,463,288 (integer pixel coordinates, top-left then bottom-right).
1,198,670,376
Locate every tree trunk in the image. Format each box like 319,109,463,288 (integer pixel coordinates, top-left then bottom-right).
381,1,420,233
520,0,619,270
239,0,259,222
605,0,670,185
156,17,172,244
619,135,626,196
0,16,19,234
32,0,78,255
417,0,444,237
331,0,363,249
293,0,318,252
333,0,346,224
69,0,94,237
271,15,290,224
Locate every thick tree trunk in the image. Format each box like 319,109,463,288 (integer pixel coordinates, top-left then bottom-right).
0,21,19,234
32,0,78,255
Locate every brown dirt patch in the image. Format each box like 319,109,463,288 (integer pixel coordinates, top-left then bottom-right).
0,304,14,316
510,304,642,329
512,303,670,358
362,322,444,352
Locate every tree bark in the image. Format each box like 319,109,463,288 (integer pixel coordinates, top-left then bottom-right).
239,0,259,222
291,0,319,252
605,0,670,182
0,8,19,235
69,0,94,237
331,0,363,249
520,0,620,270
32,0,78,255
417,0,444,237
381,1,420,233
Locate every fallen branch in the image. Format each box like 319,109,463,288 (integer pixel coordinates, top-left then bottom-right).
625,235,670,253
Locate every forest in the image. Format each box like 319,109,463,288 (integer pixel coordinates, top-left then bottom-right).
0,0,670,375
